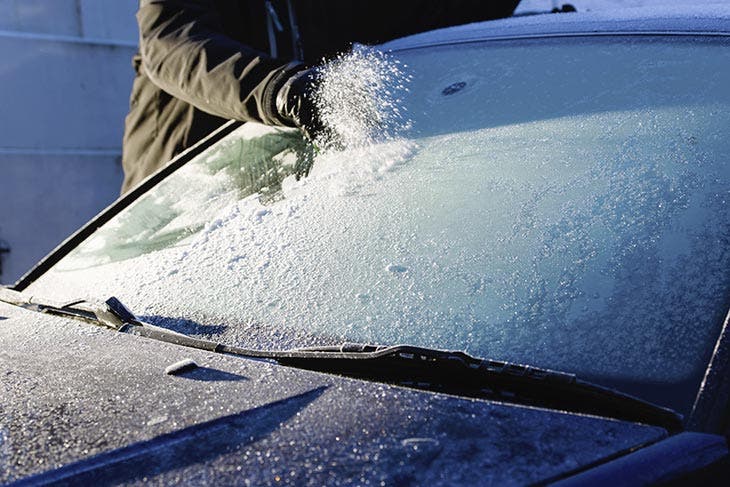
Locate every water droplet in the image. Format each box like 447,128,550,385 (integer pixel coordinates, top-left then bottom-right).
386,264,408,274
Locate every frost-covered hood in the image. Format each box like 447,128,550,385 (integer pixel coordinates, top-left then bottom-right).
0,301,666,485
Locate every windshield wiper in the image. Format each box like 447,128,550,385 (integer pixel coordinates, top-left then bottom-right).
271,343,684,433
0,289,683,432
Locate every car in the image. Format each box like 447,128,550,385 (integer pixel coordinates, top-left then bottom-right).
2,3,730,485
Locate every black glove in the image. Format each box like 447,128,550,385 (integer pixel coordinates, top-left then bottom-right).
275,67,324,142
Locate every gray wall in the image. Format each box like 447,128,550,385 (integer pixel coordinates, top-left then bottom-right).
0,0,138,39
0,1,138,284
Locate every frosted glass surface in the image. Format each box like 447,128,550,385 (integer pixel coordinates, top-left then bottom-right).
29,37,730,413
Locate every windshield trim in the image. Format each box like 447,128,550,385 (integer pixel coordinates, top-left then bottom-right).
11,120,243,292
688,307,730,433
385,30,730,54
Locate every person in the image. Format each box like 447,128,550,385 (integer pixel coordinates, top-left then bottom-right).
121,0,520,193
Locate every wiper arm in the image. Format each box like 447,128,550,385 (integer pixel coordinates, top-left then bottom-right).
0,289,224,353
0,289,683,432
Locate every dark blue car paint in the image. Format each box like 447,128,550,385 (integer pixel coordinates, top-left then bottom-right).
0,302,668,485
552,432,728,486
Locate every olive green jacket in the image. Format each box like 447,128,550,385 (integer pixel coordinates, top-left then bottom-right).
121,0,519,193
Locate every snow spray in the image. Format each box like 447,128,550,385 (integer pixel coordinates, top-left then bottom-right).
312,45,412,150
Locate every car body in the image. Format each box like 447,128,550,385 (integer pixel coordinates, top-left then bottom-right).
2,4,730,485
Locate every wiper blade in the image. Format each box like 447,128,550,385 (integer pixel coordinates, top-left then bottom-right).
276,343,684,433
0,289,683,432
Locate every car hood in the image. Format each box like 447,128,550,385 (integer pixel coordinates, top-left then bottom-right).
0,302,666,485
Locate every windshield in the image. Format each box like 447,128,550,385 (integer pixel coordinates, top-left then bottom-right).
26,36,730,416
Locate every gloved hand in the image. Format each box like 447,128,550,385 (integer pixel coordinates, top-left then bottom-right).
274,66,324,142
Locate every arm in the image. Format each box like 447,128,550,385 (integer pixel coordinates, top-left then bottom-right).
137,0,301,125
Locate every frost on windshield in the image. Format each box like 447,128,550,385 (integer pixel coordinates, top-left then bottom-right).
61,125,311,268
29,38,730,414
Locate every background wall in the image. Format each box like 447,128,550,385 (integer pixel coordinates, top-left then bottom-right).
0,0,138,284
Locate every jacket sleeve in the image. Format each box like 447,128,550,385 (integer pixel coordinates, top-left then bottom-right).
137,0,301,125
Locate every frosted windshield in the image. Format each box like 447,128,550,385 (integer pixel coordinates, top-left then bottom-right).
28,36,730,415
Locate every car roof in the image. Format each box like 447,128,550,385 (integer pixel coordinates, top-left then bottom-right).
380,4,730,52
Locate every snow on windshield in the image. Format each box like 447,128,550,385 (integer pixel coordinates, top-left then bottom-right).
29,36,730,414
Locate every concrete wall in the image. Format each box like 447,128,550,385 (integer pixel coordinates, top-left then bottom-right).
0,1,138,284
0,0,138,40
